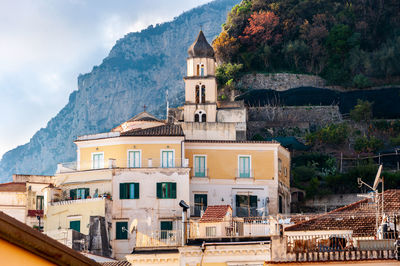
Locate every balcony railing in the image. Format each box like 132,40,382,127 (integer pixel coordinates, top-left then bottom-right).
192,168,209,178
136,230,181,248
235,168,254,179
57,158,189,173
189,218,271,239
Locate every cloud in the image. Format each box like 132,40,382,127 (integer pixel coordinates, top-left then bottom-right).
0,0,212,158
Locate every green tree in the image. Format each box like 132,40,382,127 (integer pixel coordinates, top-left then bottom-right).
350,99,373,122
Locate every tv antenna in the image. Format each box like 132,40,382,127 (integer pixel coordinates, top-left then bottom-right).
357,165,383,235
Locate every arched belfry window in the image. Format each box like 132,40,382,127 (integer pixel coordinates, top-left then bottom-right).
201,85,206,103
195,85,200,104
194,110,207,122
200,64,205,76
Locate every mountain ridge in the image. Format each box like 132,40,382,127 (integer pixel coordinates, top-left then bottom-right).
0,0,239,181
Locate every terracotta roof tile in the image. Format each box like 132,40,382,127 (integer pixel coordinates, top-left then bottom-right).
200,205,232,223
286,189,400,236
121,124,184,137
0,182,26,192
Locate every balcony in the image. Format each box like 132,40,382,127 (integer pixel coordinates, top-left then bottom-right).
235,168,254,179
57,158,189,173
189,217,271,239
136,230,181,248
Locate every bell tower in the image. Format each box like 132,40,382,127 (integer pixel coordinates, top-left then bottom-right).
183,31,217,123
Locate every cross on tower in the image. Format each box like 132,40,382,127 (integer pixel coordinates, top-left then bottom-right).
143,104,147,112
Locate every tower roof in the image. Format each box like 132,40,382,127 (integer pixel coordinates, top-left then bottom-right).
187,30,214,58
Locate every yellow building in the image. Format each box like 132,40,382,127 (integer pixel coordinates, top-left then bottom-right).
42,30,291,261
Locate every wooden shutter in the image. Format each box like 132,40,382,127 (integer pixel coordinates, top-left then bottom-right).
70,189,76,200
134,183,139,199
156,183,162,198
170,183,176,199
116,222,128,239
120,183,126,199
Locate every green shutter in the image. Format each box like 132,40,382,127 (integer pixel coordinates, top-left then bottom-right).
134,183,139,199
170,183,176,199
160,221,173,230
156,183,162,198
120,183,126,199
85,188,90,198
70,220,80,232
70,189,76,200
116,222,128,239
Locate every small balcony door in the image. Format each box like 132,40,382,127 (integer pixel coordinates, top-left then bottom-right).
194,155,206,177
128,150,141,168
161,150,174,168
238,156,251,178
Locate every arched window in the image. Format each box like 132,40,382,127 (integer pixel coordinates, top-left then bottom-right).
195,110,206,122
200,64,204,76
196,64,200,76
201,85,206,103
195,85,200,104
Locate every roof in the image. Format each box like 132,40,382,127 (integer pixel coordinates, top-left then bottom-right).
187,30,214,58
200,205,232,223
0,182,26,192
0,211,99,265
126,111,161,122
121,124,184,137
285,190,400,236
185,140,278,144
100,261,131,266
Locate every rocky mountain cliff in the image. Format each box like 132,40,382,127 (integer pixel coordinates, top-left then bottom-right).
0,0,239,181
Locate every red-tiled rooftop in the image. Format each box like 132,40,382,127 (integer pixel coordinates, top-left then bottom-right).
200,205,232,223
285,189,400,236
121,124,184,137
0,182,26,192
185,139,278,144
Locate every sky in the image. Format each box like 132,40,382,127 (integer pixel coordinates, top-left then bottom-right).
0,0,212,159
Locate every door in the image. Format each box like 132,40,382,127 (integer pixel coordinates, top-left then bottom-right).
128,151,140,168
162,151,174,168
194,156,206,177
194,194,207,217
239,156,251,178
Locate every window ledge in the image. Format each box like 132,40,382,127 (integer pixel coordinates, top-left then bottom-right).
235,177,254,184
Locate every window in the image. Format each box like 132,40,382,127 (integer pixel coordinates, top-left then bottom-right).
69,220,80,232
116,221,128,240
201,85,206,103
196,64,200,76
284,167,287,177
92,153,104,169
161,150,174,168
194,155,206,177
160,221,173,239
238,156,251,178
201,113,206,122
156,182,176,199
206,226,216,237
279,195,283,213
70,188,89,200
128,150,141,168
195,85,200,104
36,196,44,210
194,114,199,122
194,194,207,217
195,110,206,123
200,64,204,76
236,195,257,217
278,158,282,172
120,183,139,199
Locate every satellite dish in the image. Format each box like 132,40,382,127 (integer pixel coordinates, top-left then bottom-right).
373,165,383,190
130,219,138,233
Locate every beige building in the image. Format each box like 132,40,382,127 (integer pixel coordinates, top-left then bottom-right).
0,174,53,229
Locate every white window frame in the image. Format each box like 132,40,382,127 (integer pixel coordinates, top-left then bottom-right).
237,155,252,178
91,152,104,169
127,149,142,168
160,149,175,168
193,155,207,177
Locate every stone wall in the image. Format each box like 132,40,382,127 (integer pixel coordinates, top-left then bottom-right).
239,73,327,91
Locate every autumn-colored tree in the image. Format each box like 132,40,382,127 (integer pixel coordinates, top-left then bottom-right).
239,11,281,49
212,31,239,63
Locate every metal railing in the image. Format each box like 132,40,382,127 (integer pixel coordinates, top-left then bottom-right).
135,230,181,248
192,168,209,178
235,168,254,179
189,217,271,239
57,157,189,173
